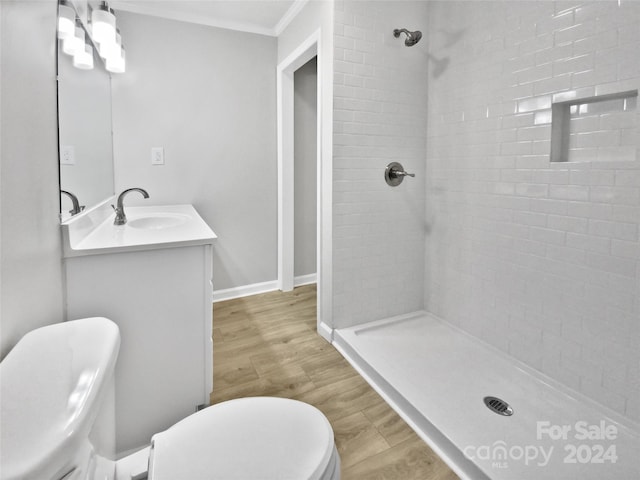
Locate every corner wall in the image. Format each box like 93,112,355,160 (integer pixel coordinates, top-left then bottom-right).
425,0,640,423
0,0,65,358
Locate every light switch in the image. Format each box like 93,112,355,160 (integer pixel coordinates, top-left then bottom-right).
151,147,164,165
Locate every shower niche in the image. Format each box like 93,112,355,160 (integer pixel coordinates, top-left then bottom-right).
550,90,638,163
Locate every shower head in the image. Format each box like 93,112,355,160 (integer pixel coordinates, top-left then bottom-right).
393,28,422,47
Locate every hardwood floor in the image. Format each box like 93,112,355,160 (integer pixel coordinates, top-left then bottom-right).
211,284,458,480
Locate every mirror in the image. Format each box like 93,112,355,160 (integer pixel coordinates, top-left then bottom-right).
57,18,115,220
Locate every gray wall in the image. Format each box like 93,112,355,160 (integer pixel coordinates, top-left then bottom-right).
294,57,317,277
111,12,277,291
0,0,65,358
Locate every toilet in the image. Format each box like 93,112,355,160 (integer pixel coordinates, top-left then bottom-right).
0,318,340,480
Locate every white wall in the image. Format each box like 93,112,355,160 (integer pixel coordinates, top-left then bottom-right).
111,12,277,291
0,0,65,358
294,57,318,277
425,0,640,423
332,0,429,328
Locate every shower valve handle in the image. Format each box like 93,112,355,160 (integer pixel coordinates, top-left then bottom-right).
385,162,415,186
389,164,415,178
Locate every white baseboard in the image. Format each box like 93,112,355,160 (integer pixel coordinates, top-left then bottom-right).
213,280,278,303
318,321,333,342
294,273,317,287
213,274,317,303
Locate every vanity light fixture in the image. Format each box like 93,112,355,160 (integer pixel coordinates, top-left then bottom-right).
91,1,117,45
57,0,75,39
58,1,126,72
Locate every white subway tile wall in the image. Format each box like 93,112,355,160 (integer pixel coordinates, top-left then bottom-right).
425,1,639,422
332,0,429,328
564,94,637,162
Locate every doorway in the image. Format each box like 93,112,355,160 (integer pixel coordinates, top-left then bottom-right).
276,29,332,341
292,57,317,288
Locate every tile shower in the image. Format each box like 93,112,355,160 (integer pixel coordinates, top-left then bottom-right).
425,0,639,424
330,1,639,478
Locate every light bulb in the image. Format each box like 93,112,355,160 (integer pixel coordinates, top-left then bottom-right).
91,3,116,45
73,43,94,70
57,1,75,39
99,31,121,60
106,47,125,74
63,23,84,56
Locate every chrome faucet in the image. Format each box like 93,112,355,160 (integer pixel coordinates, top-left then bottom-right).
112,188,149,225
61,190,84,215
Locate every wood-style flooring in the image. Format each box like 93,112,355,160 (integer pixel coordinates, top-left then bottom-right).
211,284,458,480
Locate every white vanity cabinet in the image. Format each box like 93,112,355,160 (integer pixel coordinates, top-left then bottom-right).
62,203,216,456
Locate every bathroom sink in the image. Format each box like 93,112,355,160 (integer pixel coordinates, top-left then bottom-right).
62,203,217,256
127,213,190,230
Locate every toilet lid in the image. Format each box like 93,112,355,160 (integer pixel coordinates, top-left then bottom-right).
149,397,336,480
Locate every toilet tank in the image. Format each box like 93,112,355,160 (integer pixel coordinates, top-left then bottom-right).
0,318,120,480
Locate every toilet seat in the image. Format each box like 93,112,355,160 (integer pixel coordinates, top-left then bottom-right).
148,397,339,480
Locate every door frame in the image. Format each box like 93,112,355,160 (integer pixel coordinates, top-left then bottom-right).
276,28,333,340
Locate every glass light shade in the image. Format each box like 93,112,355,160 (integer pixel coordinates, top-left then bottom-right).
91,5,116,44
106,48,125,73
62,25,84,56
73,44,94,70
57,3,75,39
99,32,121,60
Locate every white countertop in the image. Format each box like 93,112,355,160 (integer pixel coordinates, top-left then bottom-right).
62,203,217,257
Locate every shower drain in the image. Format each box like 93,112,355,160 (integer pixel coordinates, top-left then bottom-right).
484,396,513,416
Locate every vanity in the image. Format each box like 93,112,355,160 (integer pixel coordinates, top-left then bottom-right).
62,201,217,455
56,2,217,457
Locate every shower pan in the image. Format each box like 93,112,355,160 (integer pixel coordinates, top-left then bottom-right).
334,313,640,479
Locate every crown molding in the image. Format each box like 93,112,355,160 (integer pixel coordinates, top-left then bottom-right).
274,0,310,36
109,0,310,37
